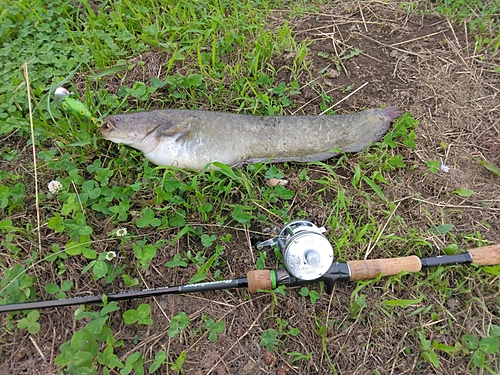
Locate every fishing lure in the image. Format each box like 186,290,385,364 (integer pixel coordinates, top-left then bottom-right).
54,87,95,123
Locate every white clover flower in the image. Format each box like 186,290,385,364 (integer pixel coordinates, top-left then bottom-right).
116,228,128,237
48,180,63,194
440,164,450,173
105,251,117,261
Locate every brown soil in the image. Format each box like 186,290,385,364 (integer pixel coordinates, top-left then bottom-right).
1,2,499,375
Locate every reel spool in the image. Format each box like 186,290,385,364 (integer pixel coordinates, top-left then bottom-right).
275,220,334,281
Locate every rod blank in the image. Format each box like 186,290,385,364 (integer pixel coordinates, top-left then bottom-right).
0,278,248,313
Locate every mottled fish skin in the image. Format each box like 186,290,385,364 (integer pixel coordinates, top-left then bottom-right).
100,107,403,170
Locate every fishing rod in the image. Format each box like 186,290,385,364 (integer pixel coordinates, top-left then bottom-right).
1,220,499,313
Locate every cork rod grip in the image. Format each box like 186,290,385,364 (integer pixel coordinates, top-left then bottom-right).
469,244,500,266
347,255,422,281
247,270,272,293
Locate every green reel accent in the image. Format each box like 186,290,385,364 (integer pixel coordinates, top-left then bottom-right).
270,270,277,290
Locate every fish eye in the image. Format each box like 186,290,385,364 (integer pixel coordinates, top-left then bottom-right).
115,117,121,122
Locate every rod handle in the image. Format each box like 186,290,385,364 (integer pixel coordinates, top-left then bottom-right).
347,255,422,281
247,270,272,293
469,244,500,266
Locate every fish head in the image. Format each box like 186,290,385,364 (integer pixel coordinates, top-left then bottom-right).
100,112,167,153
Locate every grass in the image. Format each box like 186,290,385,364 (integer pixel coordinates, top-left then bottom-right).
1,0,499,374
432,0,500,51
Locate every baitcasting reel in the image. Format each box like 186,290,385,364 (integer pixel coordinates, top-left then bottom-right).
256,220,334,281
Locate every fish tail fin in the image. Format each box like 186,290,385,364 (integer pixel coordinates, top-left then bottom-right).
340,106,404,153
381,106,404,122
368,106,404,145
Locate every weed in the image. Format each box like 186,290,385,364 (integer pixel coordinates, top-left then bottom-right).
17,310,41,334
260,328,280,351
168,312,191,338
0,219,25,256
418,330,440,368
418,325,500,373
286,350,312,363
169,351,187,374
121,351,144,375
453,188,475,197
148,350,167,373
475,158,500,177
260,317,300,351
45,280,72,299
460,326,500,374
383,112,417,150
256,250,268,270
185,243,224,283
314,315,337,373
203,317,226,342
136,208,161,228
429,223,454,236
318,91,336,115
97,251,126,282
0,264,35,305
427,160,441,174
123,303,153,326
231,205,254,225
349,293,368,319
0,182,25,215
299,286,322,304
132,239,165,269
165,254,188,269
55,302,124,373
356,112,418,174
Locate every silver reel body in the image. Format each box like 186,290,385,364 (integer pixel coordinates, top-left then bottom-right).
258,220,334,281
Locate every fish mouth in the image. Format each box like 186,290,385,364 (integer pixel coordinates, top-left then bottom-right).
99,117,117,138
103,118,117,131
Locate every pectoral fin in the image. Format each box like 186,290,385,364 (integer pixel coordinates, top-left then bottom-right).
162,117,192,140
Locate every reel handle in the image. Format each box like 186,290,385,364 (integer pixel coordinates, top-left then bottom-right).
347,256,422,281
469,244,500,265
247,270,273,293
